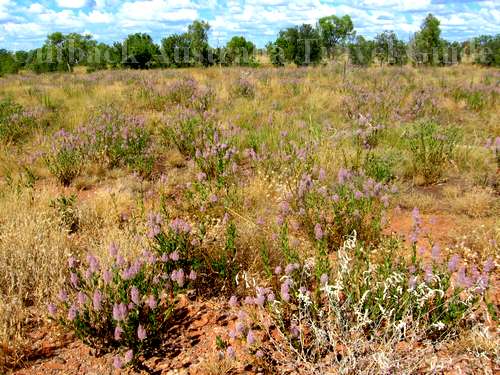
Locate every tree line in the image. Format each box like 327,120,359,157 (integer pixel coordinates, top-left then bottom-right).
0,14,499,76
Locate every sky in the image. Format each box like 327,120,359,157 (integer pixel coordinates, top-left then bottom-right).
0,0,499,51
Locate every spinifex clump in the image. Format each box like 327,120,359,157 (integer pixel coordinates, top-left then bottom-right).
48,214,199,367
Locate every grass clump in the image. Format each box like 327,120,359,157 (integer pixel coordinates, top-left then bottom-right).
406,121,460,184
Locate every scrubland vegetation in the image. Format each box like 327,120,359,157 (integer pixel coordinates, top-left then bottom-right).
0,62,497,373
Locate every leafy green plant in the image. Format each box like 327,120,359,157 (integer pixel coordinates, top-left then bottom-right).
50,194,79,234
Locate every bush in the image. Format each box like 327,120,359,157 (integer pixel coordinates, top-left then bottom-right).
0,99,37,143
406,121,460,184
224,231,494,373
82,108,154,177
162,110,213,159
232,77,255,98
45,130,84,186
49,215,199,367
294,167,392,248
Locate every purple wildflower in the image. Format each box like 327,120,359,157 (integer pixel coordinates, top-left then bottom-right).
68,304,77,321
58,289,68,302
226,346,236,359
254,294,266,306
320,273,329,285
188,270,197,281
114,325,124,341
103,269,112,285
92,290,103,311
457,267,472,289
408,275,417,290
124,350,133,364
113,356,123,369
447,255,460,273
146,295,157,309
274,266,282,275
48,303,57,316
483,257,495,273
423,264,433,283
267,292,275,302
70,272,79,288
431,244,441,262
137,324,147,341
77,292,87,306
130,286,140,305
314,223,324,241
246,330,256,345
229,295,238,308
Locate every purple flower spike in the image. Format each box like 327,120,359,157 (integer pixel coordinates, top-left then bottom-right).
314,223,324,241
58,289,68,302
137,324,147,341
92,290,103,311
114,325,124,341
48,303,57,316
130,286,140,305
229,295,238,307
431,244,441,262
226,346,236,359
447,255,460,273
247,330,256,345
124,349,133,364
113,356,123,369
68,304,77,321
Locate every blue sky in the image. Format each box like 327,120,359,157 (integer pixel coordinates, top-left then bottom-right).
0,0,499,50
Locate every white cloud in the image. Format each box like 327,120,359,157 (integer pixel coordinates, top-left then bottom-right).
361,0,432,11
27,3,45,13
56,0,88,9
80,9,114,23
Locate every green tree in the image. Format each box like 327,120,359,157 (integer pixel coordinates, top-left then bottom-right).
0,49,19,76
318,15,355,58
160,33,191,67
348,36,375,66
473,35,500,67
29,32,96,73
273,24,322,66
266,42,285,66
411,13,445,66
187,20,211,66
225,36,256,66
122,33,159,69
374,31,407,65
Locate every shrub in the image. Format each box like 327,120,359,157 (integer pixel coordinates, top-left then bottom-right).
224,231,494,373
0,98,37,143
232,77,255,98
294,167,392,248
162,110,211,159
45,130,84,186
49,215,199,367
406,121,460,184
83,108,154,177
49,194,79,234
